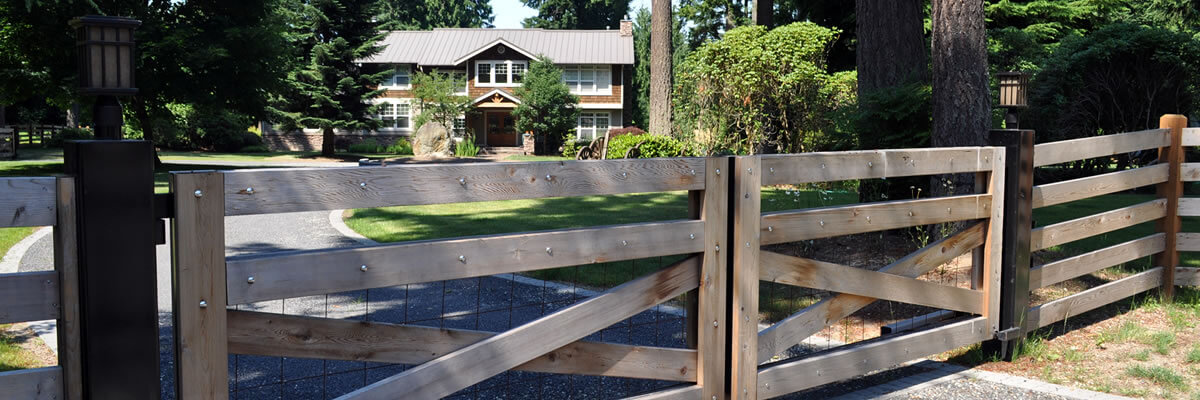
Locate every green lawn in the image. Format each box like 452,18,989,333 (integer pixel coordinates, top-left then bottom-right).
345,187,857,288
1032,193,1200,268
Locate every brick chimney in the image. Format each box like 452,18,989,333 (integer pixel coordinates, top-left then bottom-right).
619,17,633,36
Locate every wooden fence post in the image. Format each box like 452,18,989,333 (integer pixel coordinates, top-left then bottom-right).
698,157,730,400
62,141,160,399
1156,114,1186,301
171,171,229,400
730,156,760,400
53,177,83,400
985,129,1034,361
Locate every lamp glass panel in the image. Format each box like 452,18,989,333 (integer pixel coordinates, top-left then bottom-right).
119,45,131,88
104,44,119,88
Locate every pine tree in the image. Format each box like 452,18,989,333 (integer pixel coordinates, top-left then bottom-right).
272,0,390,156
521,0,630,30
513,57,580,154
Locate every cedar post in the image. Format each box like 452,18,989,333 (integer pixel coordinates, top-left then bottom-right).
62,140,160,398
1155,115,1186,301
730,156,760,400
983,129,1034,361
171,171,229,399
697,157,730,399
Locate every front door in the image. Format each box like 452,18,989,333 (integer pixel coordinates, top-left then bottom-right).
485,111,517,147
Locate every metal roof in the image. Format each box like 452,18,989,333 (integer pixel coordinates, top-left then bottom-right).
363,28,634,66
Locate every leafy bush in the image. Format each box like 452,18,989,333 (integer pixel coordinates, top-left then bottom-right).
348,138,383,153
47,127,93,147
607,126,647,137
454,139,480,157
193,111,258,152
385,140,413,155
561,138,590,158
607,134,691,159
240,145,270,153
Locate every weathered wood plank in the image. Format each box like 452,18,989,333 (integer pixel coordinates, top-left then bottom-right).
1031,164,1168,209
760,194,991,245
0,177,56,227
0,271,58,324
1182,163,1200,182
171,172,228,400
697,157,727,399
760,147,994,185
982,148,1005,331
1179,198,1200,217
756,223,985,364
1175,267,1200,286
226,219,703,305
731,156,760,400
759,251,984,314
1178,232,1200,251
757,317,992,399
222,158,706,216
227,310,698,382
1155,114,1185,300
1033,129,1169,167
54,177,82,400
0,367,63,400
338,256,701,400
1030,199,1166,252
1030,234,1164,289
1182,128,1200,146
1026,267,1162,330
626,385,703,400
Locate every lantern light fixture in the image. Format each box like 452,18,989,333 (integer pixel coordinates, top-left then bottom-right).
69,15,140,140
996,71,1031,129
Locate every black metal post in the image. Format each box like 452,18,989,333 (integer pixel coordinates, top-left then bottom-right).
64,140,160,399
92,96,124,140
983,129,1034,361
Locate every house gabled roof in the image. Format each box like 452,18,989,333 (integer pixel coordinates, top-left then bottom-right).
362,28,634,66
472,89,522,105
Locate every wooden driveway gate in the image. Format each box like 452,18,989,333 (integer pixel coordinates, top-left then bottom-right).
170,158,729,399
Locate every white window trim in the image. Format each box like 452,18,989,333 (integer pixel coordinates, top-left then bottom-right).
476,60,528,88
575,111,611,141
380,65,412,90
562,65,613,96
373,98,413,132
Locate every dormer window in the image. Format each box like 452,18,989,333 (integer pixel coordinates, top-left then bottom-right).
381,65,410,89
476,60,527,87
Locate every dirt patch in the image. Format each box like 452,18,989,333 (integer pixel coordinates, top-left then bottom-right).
0,323,57,371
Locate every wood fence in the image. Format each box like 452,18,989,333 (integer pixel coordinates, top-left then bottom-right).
0,176,81,400
3,114,1198,399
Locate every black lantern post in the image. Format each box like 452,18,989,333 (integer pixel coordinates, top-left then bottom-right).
996,71,1030,129
69,15,141,140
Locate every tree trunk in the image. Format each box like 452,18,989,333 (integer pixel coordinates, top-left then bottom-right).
321,126,336,156
856,0,927,95
931,0,990,196
132,98,163,167
649,0,672,136
753,0,773,28
66,102,80,128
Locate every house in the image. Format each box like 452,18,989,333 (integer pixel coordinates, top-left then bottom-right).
263,21,635,151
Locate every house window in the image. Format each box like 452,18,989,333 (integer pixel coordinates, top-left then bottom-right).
562,65,612,95
476,60,527,87
576,111,611,140
451,71,468,95
453,117,466,136
382,65,410,88
377,101,411,130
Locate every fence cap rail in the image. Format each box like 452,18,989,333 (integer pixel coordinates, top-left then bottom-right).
760,146,1002,185
217,157,709,216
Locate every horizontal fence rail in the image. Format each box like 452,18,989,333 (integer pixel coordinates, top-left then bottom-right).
1032,128,1168,167
225,219,705,304
760,194,991,245
1031,164,1167,208
222,158,707,216
1030,199,1166,252
1029,234,1165,289
760,147,996,185
1026,267,1163,330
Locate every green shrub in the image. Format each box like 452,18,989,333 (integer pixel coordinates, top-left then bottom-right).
560,138,590,158
48,127,93,147
607,134,691,159
385,139,413,155
240,145,270,153
454,139,480,157
348,138,383,154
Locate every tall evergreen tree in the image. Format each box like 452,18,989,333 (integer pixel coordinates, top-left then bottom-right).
377,0,493,29
632,8,652,127
679,0,749,47
932,0,990,195
513,57,580,154
271,0,390,156
521,0,630,30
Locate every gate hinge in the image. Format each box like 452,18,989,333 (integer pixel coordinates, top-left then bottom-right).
995,327,1022,341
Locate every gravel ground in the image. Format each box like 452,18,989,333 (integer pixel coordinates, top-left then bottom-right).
873,377,1072,400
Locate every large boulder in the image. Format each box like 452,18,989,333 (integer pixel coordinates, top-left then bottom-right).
411,123,451,157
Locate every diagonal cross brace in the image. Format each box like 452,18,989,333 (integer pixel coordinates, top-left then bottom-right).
337,256,701,400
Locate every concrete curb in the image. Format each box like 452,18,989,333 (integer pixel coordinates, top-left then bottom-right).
0,226,51,274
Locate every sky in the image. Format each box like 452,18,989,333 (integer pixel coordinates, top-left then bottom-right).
490,0,653,29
